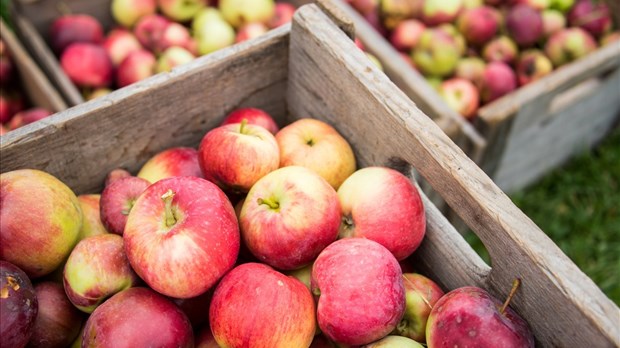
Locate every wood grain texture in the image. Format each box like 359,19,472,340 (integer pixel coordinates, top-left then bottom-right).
288,5,619,346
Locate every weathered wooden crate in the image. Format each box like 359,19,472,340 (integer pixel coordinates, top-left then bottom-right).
1,4,617,346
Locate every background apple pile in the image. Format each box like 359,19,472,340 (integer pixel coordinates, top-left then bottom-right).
1,109,536,347
346,0,618,120
51,0,296,100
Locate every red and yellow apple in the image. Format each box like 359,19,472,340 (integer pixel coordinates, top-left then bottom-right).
77,194,109,240
137,146,203,184
99,176,150,235
220,107,280,134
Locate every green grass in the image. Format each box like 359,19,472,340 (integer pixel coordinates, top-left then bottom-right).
467,127,620,305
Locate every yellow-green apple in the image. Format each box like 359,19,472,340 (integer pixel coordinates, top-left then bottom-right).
482,36,518,64
412,28,462,77
516,49,553,86
311,238,406,346
542,9,566,38
104,168,132,187
137,146,203,184
220,107,280,134
455,57,486,87
550,0,573,11
26,282,84,348
155,46,195,73
218,0,275,28
393,273,444,343
380,0,420,30
439,78,480,120
480,62,517,103
111,0,157,28
506,4,544,47
366,52,383,70
99,176,150,235
60,43,113,88
198,120,279,193
196,326,219,348
116,49,156,88
544,27,597,67
134,14,170,52
426,285,534,347
240,166,340,270
102,28,142,66
0,261,38,348
7,108,53,130
275,118,356,190
267,2,296,29
86,88,113,101
389,19,426,52
76,194,109,240
63,234,140,313
82,287,193,347
209,262,316,347
436,24,466,56
49,14,104,54
568,0,611,38
421,0,464,26
158,0,208,22
235,22,269,43
364,335,424,347
124,176,239,298
337,167,425,260
457,6,500,46
0,169,82,278
192,8,236,55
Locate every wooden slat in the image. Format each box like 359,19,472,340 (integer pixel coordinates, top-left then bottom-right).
288,5,619,346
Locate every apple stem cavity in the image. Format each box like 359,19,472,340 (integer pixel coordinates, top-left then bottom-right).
239,118,248,134
257,197,279,211
161,189,178,227
500,278,521,315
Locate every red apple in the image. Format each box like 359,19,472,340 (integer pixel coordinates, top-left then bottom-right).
506,4,544,47
158,0,208,22
455,56,486,87
1,169,82,278
312,238,405,346
104,168,132,187
0,124,8,136
0,92,12,124
390,19,426,52
124,176,239,298
60,43,113,88
102,28,142,66
7,108,53,130
26,282,83,348
137,146,203,184
210,262,315,347
99,176,150,235
267,2,296,28
480,62,518,103
439,78,480,120
337,167,426,260
0,39,14,85
349,0,379,16
239,166,340,270
49,14,104,54
198,120,279,193
116,49,156,88
365,335,424,347
544,27,597,67
568,0,612,38
158,22,195,53
235,22,269,43
482,36,519,65
516,49,553,86
457,6,500,46
155,46,195,73
82,287,193,347
276,118,356,190
76,194,109,240
220,107,279,134
421,0,464,26
0,261,38,348
134,14,170,52
111,0,157,28
218,0,275,28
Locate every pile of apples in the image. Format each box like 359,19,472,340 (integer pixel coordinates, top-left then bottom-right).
0,38,53,135
1,109,535,347
50,0,295,100
346,0,618,120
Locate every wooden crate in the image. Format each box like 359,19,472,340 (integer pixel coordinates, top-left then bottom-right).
1,4,618,346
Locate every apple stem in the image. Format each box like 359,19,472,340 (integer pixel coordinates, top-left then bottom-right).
239,118,248,134
257,197,279,210
161,189,177,227
500,278,521,315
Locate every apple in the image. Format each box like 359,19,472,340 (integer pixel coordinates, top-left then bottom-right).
568,0,612,38
312,238,405,345
86,88,113,101
0,261,38,348
76,194,109,240
99,176,150,235
156,46,195,73
192,8,236,55
366,52,383,70
364,335,424,347
195,326,219,348
514,0,550,10
102,28,142,66
421,0,464,27
7,108,53,130
124,176,239,298
0,169,82,278
210,262,315,347
457,6,500,46
482,36,519,65
276,118,356,190
542,9,566,38
111,0,157,28
116,49,156,88
240,166,340,270
159,22,195,53
480,62,518,103
0,92,12,123
0,124,7,136
349,0,379,16
516,49,553,86
0,39,14,85
380,0,421,30
49,14,104,54
235,22,269,43
218,0,275,28
601,31,620,46
134,14,170,52
439,78,480,120
221,107,280,134
158,0,208,22
412,28,462,77
544,27,597,67
267,2,296,29
63,234,140,313
390,19,426,52
104,168,132,187
549,0,574,12
426,284,535,347
337,166,426,260
436,24,467,56
392,273,445,343
455,56,486,87
26,282,83,348
60,43,113,88
198,120,279,193
506,4,544,47
82,287,193,347
137,147,203,184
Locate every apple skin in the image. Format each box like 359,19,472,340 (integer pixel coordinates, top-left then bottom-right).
568,0,612,39
198,122,279,193
155,46,195,73
455,56,486,87
159,22,195,53
276,118,356,190
76,194,109,240
1,169,82,279
0,261,38,348
158,0,208,22
482,36,519,65
601,31,620,46
209,262,316,348
0,124,8,136
104,168,132,187
102,28,142,66
267,2,296,29
480,62,518,103
542,9,566,38
506,4,544,47
60,43,113,88
26,282,84,348
311,238,406,346
338,167,426,260
63,234,140,313
240,166,341,270
49,14,104,54
412,28,462,78
390,19,426,52
7,108,53,130
0,92,12,124
134,14,170,52
349,0,379,16
99,176,150,235
439,78,480,120
380,0,420,30
192,8,236,55
363,335,424,347
124,176,239,298
426,286,535,348
457,6,500,47
221,107,280,134
421,0,464,27
137,146,204,184
111,0,157,28
516,49,553,86
86,88,113,101
218,0,275,28
82,287,193,348
544,27,597,67
116,49,156,88
235,22,269,43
